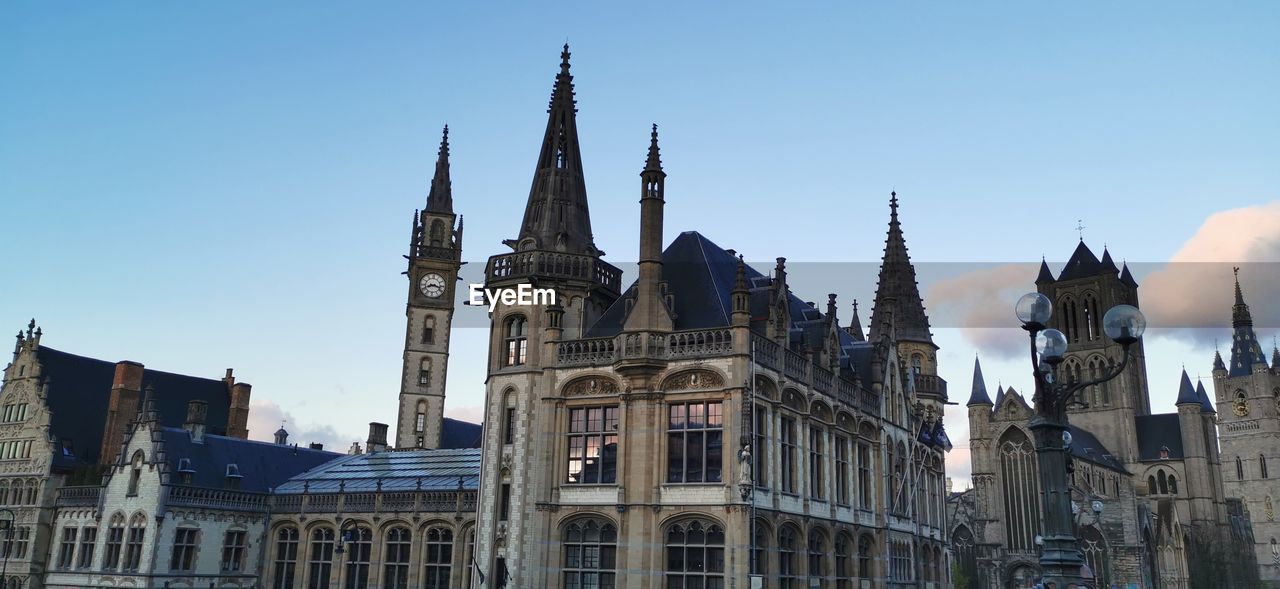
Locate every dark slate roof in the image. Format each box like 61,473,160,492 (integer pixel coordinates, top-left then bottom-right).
1135,414,1185,461
967,357,992,406
1119,264,1139,288
1175,370,1199,406
868,195,934,345
1036,259,1055,284
1069,425,1127,472
36,346,232,466
158,427,341,493
440,418,482,449
1058,241,1102,281
274,448,480,494
1195,381,1216,414
1099,248,1119,274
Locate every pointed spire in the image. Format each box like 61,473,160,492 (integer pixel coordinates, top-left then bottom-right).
1229,267,1267,376
1176,369,1199,405
847,300,865,342
1099,247,1118,274
1058,241,1101,281
1119,262,1138,288
868,191,934,346
967,356,993,406
1272,339,1279,370
1195,380,1216,414
424,125,453,214
994,384,1007,408
644,123,663,173
516,44,596,255
1036,258,1055,284
1213,348,1226,372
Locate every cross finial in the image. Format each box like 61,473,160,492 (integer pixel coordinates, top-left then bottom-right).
1076,220,1086,241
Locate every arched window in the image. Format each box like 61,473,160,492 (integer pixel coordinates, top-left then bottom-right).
342,526,372,589
834,533,853,589
751,524,769,577
999,428,1041,551
951,526,977,587
808,529,827,586
857,535,874,579
422,315,436,344
0,481,8,505
424,527,453,589
1148,475,1157,495
418,357,432,387
666,520,724,589
562,519,616,589
127,450,144,496
1168,474,1178,495
1237,457,1245,480
102,513,125,571
272,527,299,589
1081,526,1109,587
380,527,411,589
1158,471,1168,495
1262,455,1269,479
1083,295,1100,341
307,528,336,589
415,400,427,436
778,525,799,589
911,354,923,376
123,513,147,571
503,316,528,366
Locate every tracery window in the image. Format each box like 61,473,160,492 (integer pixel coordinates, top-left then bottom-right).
807,529,827,587
1000,428,1041,551
781,417,798,493
835,435,851,505
220,529,247,573
56,526,76,569
665,520,724,589
808,427,825,500
1081,526,1109,587
778,525,799,589
857,534,873,579
382,527,411,589
563,519,616,589
424,527,453,589
272,527,298,588
857,442,872,510
834,533,853,589
76,526,96,569
754,407,769,487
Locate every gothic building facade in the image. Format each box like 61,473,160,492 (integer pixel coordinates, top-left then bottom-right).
950,242,1263,589
469,46,953,588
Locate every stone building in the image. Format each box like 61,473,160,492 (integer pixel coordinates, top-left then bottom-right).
950,242,1258,589
44,396,338,588
470,46,953,588
1212,270,1280,587
0,322,254,589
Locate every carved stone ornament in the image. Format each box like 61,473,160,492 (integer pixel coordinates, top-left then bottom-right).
662,369,724,392
562,376,619,397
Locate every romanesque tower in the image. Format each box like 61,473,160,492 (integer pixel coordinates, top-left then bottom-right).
1213,269,1280,584
1036,242,1150,465
473,45,623,582
395,127,463,449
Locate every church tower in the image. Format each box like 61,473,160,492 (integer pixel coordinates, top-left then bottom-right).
1212,268,1280,585
395,127,463,449
1037,241,1150,465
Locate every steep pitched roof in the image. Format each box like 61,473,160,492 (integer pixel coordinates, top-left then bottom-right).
1175,370,1199,406
424,126,453,214
1069,425,1127,472
35,346,232,466
868,193,934,345
1135,414,1185,461
274,448,481,494
441,417,482,449
1195,380,1216,414
158,427,341,493
1057,241,1102,281
1119,263,1139,288
1229,269,1268,377
967,357,992,406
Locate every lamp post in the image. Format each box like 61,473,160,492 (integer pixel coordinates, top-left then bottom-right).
334,519,360,589
1015,293,1146,589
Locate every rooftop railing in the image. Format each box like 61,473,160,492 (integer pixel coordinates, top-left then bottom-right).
486,251,622,293
55,485,101,508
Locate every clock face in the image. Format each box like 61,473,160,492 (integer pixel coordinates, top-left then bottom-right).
419,273,446,298
1234,396,1250,417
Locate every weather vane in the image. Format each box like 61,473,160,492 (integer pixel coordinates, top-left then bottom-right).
1075,220,1086,241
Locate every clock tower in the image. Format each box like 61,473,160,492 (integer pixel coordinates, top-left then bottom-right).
396,126,463,449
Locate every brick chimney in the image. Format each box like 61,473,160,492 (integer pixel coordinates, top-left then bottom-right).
99,361,144,465
223,369,251,439
308,442,324,451
184,400,208,442
366,422,389,453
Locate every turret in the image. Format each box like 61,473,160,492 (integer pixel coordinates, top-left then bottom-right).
731,256,750,328
1228,267,1269,376
623,125,674,333
846,300,865,341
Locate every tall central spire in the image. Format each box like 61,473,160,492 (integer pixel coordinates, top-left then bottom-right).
1228,267,1268,376
515,44,597,255
869,191,934,345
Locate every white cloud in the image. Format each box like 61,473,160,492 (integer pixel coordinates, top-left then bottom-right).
247,399,357,452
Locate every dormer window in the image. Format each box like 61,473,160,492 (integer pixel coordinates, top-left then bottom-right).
177,458,195,485
1159,446,1170,459
225,464,243,490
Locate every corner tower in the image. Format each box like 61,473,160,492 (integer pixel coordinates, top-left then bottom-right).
1037,241,1150,464
395,126,463,449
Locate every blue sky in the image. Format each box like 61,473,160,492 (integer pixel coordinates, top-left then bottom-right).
2,2,1278,484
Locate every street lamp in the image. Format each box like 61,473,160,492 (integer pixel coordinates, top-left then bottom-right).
1015,293,1145,589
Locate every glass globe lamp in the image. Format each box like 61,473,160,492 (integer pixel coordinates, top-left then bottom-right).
1036,329,1068,364
1103,304,1146,345
1015,292,1053,328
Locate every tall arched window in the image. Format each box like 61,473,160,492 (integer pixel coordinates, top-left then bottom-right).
343,526,372,589
1262,455,1269,479
382,527,411,589
307,528,335,589
424,527,453,589
999,428,1041,551
951,525,977,587
666,520,724,589
415,400,427,437
834,533,853,589
807,529,827,587
503,316,528,366
429,220,445,247
123,513,147,571
418,357,432,387
127,450,144,496
272,527,299,589
857,534,874,580
422,315,436,344
1148,475,1157,495
778,525,799,589
1168,474,1178,495
102,513,125,571
0,481,8,505
1158,471,1168,495
751,524,769,578
563,519,616,589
